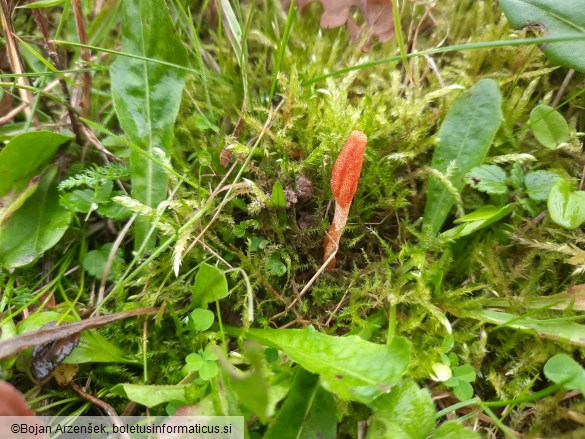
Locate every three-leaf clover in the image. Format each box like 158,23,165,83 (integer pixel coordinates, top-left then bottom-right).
184,345,219,381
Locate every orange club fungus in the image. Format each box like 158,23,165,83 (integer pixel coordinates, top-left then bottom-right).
323,130,367,268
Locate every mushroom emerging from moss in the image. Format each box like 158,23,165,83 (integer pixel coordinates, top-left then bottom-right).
323,130,367,268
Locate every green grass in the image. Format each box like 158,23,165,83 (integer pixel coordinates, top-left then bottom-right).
1,0,585,437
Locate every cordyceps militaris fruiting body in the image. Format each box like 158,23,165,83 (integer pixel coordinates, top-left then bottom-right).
323,130,368,268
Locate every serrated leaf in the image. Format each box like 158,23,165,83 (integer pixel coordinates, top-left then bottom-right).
547,179,585,229
0,168,71,269
461,309,585,346
524,170,560,201
243,326,411,404
368,380,435,439
529,104,570,149
543,354,585,394
466,165,508,195
110,384,186,408
423,79,503,234
500,0,585,73
191,262,229,307
265,368,336,439
110,0,188,250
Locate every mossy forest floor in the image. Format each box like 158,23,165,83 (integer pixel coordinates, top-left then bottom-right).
1,1,584,438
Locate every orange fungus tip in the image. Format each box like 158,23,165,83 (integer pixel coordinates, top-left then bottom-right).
330,130,368,208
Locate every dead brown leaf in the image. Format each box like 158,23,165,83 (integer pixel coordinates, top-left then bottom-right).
283,0,394,48
0,307,158,361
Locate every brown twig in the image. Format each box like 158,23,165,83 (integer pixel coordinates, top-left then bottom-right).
69,382,130,439
71,0,91,117
0,307,158,360
31,7,83,144
0,0,37,122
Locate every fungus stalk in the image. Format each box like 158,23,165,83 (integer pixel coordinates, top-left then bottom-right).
323,130,367,268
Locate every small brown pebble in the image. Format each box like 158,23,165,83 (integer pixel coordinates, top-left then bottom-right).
284,189,298,208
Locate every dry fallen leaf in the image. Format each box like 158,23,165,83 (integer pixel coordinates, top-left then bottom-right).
0,307,158,361
283,0,394,48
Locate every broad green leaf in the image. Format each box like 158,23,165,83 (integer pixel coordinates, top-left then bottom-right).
0,176,40,226
452,381,474,401
500,1,585,73
441,204,514,240
461,309,585,346
452,365,476,383
265,368,336,439
83,243,124,281
547,179,585,229
110,384,186,408
0,131,71,223
267,253,287,276
0,168,71,269
524,170,560,201
0,131,71,197
423,79,502,234
110,0,188,250
199,361,219,380
368,380,435,439
529,104,570,149
191,263,229,307
433,421,480,439
224,346,272,424
543,354,585,394
66,330,139,364
185,353,205,371
189,308,215,332
244,326,411,404
465,165,508,195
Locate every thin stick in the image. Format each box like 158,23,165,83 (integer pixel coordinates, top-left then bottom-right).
271,235,339,321
324,286,351,327
31,8,83,144
552,69,575,108
0,0,36,121
70,382,130,439
71,0,92,116
96,214,137,312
